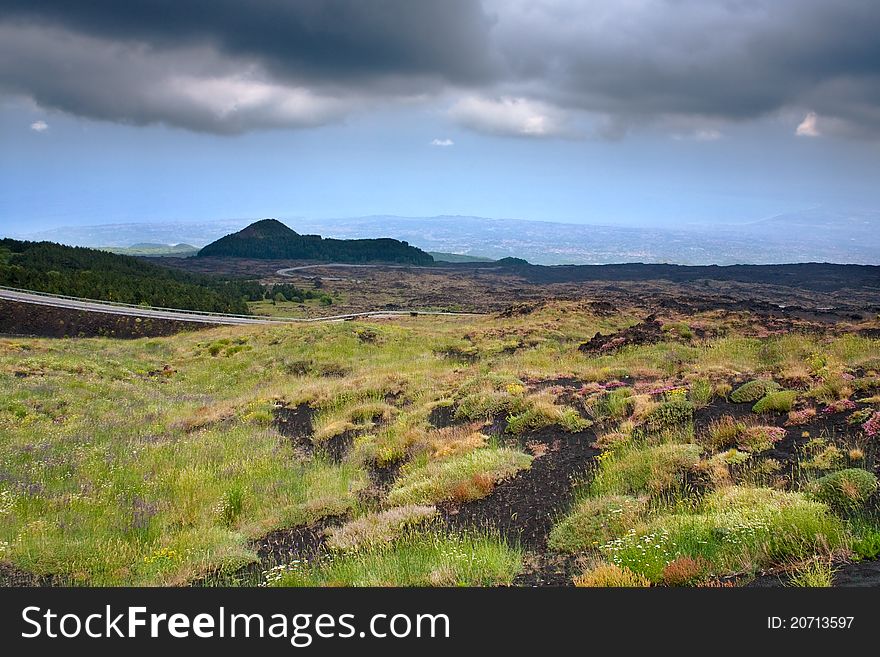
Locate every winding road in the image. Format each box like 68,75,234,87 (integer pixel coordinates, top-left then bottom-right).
0,286,479,326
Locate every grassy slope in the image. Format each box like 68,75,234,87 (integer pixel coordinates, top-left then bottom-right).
1,302,878,585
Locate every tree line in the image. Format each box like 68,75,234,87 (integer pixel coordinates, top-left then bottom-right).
0,239,331,314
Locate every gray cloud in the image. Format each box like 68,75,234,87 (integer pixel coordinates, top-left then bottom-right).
1,0,879,137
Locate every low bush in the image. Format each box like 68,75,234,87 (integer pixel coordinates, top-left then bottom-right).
808,468,878,513
809,375,853,404
644,400,694,432
418,425,487,460
786,407,816,426
387,448,532,505
736,425,786,453
852,531,880,561
752,391,797,414
730,379,781,403
662,555,711,586
799,439,846,471
455,390,527,422
847,408,874,426
573,562,651,588
548,495,646,553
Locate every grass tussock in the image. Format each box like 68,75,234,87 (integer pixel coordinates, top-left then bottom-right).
268,531,522,587
548,495,646,553
324,505,438,552
590,443,703,498
387,447,533,505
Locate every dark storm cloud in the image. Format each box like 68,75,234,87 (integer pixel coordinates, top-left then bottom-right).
1,0,879,137
488,0,880,137
0,0,497,86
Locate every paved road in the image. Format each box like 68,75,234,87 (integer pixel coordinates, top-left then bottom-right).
0,288,273,325
0,287,480,325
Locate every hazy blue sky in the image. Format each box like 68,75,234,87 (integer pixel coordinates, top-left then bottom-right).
1,1,879,233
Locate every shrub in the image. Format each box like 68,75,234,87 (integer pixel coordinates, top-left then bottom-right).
809,468,878,512
863,411,880,438
662,556,711,586
573,563,651,588
736,425,786,453
325,506,438,552
730,379,781,403
387,448,532,505
786,407,816,426
752,391,797,414
852,531,880,560
419,425,487,460
714,383,732,400
590,443,702,498
548,495,646,553
822,399,857,414
809,375,852,404
847,408,873,426
799,440,846,471
644,400,694,432
455,390,527,422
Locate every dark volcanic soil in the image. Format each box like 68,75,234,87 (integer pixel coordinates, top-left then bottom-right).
191,516,345,587
0,298,215,338
578,315,664,353
747,559,880,587
439,426,599,551
0,562,60,587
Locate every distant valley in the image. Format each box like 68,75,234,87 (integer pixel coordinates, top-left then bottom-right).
12,208,880,266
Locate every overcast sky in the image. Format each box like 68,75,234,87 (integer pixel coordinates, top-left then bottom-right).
1,0,879,232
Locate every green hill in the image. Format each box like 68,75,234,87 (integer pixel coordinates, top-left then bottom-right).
198,219,434,265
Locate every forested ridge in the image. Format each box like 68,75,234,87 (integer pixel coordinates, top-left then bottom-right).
198,219,434,265
0,239,257,313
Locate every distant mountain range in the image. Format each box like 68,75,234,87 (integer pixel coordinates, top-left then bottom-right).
9,209,880,265
198,219,434,265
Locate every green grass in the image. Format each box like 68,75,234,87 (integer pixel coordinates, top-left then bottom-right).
0,303,877,586
600,487,845,582
590,443,703,498
268,531,522,586
788,560,835,587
